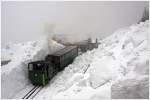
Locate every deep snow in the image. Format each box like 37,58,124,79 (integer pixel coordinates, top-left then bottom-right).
1,38,64,98
1,20,149,99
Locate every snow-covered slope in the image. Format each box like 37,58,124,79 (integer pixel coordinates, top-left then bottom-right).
1,20,149,99
1,39,64,98
51,20,149,99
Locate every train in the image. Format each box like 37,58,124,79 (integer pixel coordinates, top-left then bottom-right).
28,46,78,86
28,38,99,86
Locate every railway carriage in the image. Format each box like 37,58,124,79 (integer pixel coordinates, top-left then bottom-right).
77,39,99,52
45,46,78,71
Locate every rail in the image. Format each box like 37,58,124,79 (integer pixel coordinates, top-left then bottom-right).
22,86,43,99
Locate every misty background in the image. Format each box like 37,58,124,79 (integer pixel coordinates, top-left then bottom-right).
1,1,149,47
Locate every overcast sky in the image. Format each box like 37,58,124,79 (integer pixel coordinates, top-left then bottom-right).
1,1,149,47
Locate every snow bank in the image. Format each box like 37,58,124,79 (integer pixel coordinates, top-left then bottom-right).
1,38,64,99
52,20,149,99
110,21,149,99
111,76,149,99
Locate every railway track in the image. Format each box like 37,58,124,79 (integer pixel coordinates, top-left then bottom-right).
22,86,43,99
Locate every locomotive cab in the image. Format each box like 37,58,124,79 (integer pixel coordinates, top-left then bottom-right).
28,61,53,86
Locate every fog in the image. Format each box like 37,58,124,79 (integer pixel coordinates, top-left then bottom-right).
1,1,148,47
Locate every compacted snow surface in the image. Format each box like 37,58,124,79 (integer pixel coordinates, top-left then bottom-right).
1,20,149,99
